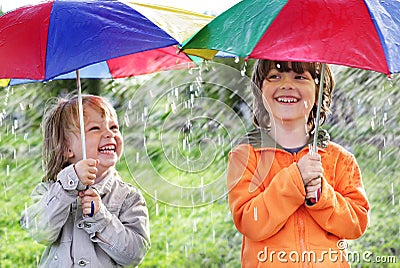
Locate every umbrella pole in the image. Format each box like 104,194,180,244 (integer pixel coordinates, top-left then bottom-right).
312,63,326,153
76,70,87,160
76,70,93,216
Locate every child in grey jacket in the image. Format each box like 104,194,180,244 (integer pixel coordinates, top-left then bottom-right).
21,94,150,267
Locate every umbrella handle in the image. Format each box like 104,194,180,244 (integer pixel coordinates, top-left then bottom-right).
88,200,95,217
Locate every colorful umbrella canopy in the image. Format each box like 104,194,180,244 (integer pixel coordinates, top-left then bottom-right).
0,1,213,85
182,0,400,75
0,0,213,162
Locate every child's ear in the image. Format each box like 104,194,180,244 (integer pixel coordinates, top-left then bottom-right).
65,148,74,158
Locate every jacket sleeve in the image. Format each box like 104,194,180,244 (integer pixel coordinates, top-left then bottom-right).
227,144,306,241
20,165,79,244
306,150,370,239
82,186,150,266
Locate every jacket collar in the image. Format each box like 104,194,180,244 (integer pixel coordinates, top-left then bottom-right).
239,128,330,151
92,168,119,196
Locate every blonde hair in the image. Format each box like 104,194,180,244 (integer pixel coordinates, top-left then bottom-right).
251,60,334,134
41,94,118,182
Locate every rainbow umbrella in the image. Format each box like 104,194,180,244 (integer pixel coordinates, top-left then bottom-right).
182,0,400,151
1,1,213,86
0,0,213,158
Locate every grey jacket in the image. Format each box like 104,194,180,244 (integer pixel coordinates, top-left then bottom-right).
20,165,150,267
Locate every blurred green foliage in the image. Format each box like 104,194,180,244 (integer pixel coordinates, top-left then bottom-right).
0,62,399,267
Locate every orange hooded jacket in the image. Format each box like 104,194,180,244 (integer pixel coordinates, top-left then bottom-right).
227,129,370,268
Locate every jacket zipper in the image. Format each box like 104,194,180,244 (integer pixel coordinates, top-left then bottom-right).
293,152,309,268
298,211,309,268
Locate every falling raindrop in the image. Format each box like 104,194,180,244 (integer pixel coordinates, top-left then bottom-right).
171,102,176,114
190,94,194,107
212,227,216,243
200,177,205,202
241,67,246,77
124,113,130,127
370,118,375,130
13,119,18,130
182,139,186,151
254,207,258,221
154,190,159,216
193,219,197,233
378,151,382,161
165,241,169,256
391,183,395,206
382,113,387,126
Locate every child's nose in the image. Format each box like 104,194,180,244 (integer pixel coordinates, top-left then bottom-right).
280,75,295,89
103,129,115,138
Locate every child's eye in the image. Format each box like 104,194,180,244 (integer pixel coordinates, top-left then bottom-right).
266,74,280,80
89,126,100,131
295,72,312,80
110,125,119,131
295,75,306,80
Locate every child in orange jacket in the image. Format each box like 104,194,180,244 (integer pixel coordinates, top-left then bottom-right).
227,60,370,267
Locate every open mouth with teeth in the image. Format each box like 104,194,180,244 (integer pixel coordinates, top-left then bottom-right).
98,144,116,155
276,97,299,104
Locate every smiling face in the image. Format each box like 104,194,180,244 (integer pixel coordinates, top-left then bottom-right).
261,63,316,128
67,105,123,177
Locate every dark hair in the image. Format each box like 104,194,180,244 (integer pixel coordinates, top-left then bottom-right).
251,60,334,134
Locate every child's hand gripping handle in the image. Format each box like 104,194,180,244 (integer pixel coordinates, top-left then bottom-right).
75,159,98,217
306,144,322,205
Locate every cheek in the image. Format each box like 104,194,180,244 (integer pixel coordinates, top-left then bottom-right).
261,90,274,111
305,85,317,108
117,134,124,155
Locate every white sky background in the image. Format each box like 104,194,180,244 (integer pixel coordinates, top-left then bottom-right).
0,0,240,15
